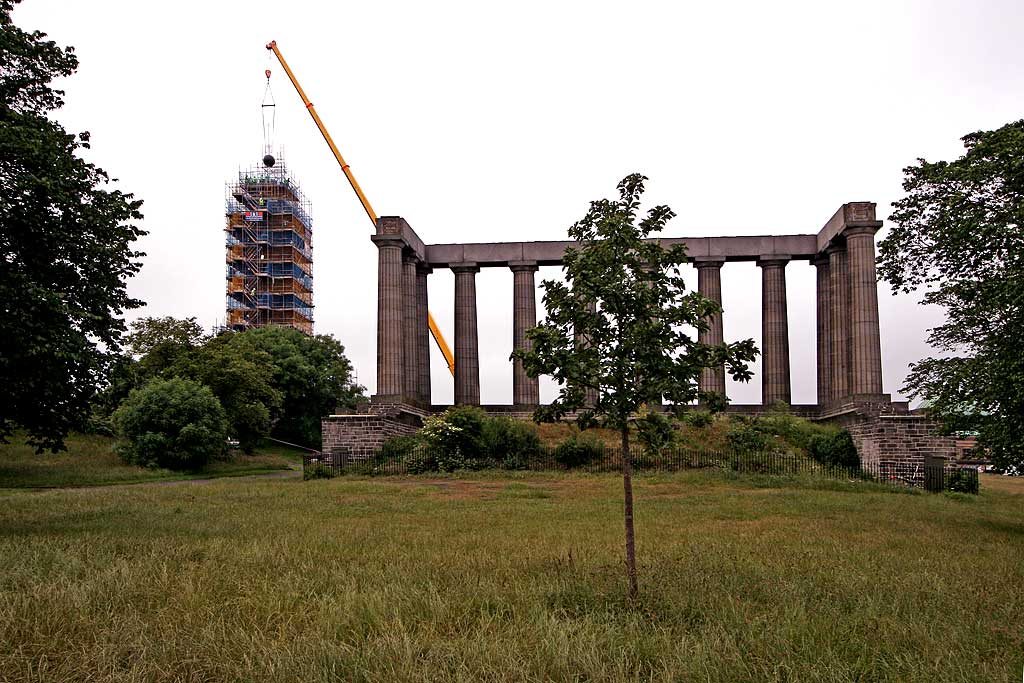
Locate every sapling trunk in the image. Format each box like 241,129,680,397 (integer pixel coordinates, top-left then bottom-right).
621,425,638,600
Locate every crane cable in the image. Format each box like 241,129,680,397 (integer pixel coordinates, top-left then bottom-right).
262,66,276,155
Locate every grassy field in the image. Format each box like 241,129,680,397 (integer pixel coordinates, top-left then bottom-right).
0,469,1020,682
0,434,301,489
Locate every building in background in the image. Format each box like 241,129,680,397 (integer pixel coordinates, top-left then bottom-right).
225,155,313,334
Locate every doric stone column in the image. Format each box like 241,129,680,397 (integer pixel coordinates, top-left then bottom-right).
510,262,539,406
813,254,832,406
452,263,481,405
371,234,405,397
827,245,850,400
402,254,419,403
584,298,599,407
695,258,726,398
758,257,791,406
574,299,599,407
416,264,432,406
844,225,884,395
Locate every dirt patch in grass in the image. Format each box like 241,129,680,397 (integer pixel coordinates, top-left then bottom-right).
427,480,507,500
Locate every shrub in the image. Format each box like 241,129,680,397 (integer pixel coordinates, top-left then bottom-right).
405,450,438,474
756,404,818,450
421,406,487,460
703,391,730,414
637,412,674,455
726,421,771,453
483,416,541,469
552,431,606,468
807,430,859,468
684,409,714,428
379,435,420,461
946,468,979,494
113,377,227,470
303,462,336,480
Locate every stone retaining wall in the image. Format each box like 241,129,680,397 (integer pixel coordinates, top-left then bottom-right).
820,398,957,467
323,398,958,466
322,407,423,461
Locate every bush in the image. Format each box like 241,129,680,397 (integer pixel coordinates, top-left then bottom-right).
483,416,541,469
405,450,438,474
379,435,420,461
421,406,487,460
113,377,228,470
807,430,859,468
684,409,714,428
726,421,771,453
637,412,674,455
303,462,336,480
946,468,979,494
552,431,606,468
755,405,835,452
703,391,730,414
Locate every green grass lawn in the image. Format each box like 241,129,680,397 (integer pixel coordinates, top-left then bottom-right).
0,434,300,489
0,470,1021,682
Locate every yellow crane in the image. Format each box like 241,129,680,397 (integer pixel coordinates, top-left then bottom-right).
265,40,456,377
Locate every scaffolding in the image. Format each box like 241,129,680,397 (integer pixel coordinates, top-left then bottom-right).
225,154,314,335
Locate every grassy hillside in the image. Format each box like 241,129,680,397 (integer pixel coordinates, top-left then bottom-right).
0,434,298,488
535,412,826,455
0,470,1020,681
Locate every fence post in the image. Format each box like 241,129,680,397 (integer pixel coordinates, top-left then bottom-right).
923,455,947,493
330,447,350,476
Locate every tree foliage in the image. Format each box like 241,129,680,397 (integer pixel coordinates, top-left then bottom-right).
878,120,1024,468
128,316,206,379
0,1,145,451
515,174,758,597
229,326,364,448
169,333,281,454
518,175,757,430
113,377,227,471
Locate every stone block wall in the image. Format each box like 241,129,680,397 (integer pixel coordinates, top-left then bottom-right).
322,407,423,461
845,414,956,467
820,399,957,467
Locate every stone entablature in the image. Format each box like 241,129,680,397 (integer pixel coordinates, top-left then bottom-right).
424,235,819,268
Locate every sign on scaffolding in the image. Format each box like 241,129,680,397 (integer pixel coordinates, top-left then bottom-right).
243,210,265,222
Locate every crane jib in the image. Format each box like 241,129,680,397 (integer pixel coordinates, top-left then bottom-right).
265,40,456,377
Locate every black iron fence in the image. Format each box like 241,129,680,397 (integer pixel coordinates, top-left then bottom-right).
303,445,979,493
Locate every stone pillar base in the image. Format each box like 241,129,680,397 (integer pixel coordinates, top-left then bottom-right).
323,401,426,461
816,396,957,468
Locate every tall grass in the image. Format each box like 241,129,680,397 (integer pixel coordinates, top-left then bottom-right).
0,434,296,488
0,471,1021,681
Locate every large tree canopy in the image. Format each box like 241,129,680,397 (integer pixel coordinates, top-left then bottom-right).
0,1,146,451
878,120,1024,468
516,174,757,597
242,326,365,448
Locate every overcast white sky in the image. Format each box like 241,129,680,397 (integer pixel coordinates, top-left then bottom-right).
14,0,1024,406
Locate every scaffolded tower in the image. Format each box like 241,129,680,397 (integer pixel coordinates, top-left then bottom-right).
225,155,314,334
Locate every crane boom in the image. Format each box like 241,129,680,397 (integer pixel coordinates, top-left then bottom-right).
266,40,456,377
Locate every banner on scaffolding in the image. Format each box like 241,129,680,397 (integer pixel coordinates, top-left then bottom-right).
244,211,265,222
